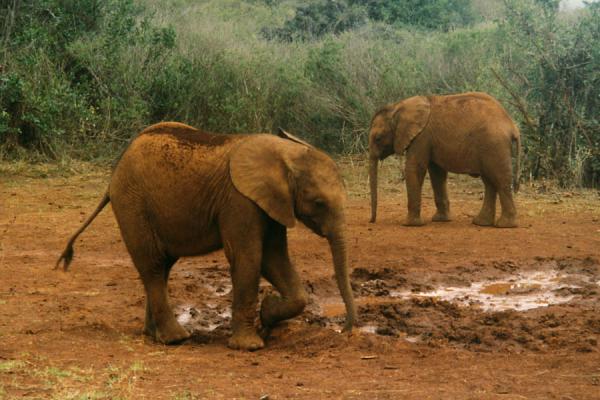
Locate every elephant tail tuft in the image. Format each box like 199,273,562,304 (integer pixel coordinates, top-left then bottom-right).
56,192,110,271
512,130,521,193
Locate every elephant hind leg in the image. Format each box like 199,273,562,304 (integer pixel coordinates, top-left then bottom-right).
429,163,451,222
260,222,307,332
143,254,178,339
496,182,518,228
115,208,188,344
473,176,497,226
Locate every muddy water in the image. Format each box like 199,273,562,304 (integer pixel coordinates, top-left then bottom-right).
389,269,586,312
169,259,599,352
311,260,600,352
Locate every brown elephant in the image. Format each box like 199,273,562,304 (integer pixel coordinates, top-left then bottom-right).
369,92,521,228
56,122,356,350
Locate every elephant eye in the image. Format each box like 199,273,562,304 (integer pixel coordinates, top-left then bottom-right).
314,198,326,208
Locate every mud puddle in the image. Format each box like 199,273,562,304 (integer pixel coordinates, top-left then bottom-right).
390,269,590,312
310,258,600,352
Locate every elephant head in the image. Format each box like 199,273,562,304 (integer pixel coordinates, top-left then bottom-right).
229,131,357,331
368,96,431,223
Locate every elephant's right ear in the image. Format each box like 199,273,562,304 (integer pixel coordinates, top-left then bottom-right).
392,96,431,154
277,128,314,149
230,135,298,228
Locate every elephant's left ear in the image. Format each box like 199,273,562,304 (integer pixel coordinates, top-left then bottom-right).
230,135,298,228
392,96,431,154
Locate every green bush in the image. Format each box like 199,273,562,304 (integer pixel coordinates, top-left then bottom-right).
1,0,598,187
262,0,367,42
498,0,600,186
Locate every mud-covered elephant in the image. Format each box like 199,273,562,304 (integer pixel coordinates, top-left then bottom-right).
369,92,521,228
56,122,357,350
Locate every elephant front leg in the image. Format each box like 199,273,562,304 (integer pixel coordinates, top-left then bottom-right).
228,258,264,351
429,163,451,222
259,223,308,335
404,162,427,226
473,176,497,226
221,206,267,351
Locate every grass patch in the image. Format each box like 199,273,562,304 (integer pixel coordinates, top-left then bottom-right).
0,360,26,372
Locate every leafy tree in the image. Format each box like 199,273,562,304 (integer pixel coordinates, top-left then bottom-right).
498,0,600,186
350,0,475,30
262,0,367,41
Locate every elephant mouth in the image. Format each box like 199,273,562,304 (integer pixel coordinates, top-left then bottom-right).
299,216,324,237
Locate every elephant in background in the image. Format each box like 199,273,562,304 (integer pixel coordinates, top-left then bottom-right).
57,122,356,351
369,92,521,228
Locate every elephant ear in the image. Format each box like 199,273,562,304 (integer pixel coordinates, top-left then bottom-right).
230,135,300,227
392,96,431,154
277,128,314,149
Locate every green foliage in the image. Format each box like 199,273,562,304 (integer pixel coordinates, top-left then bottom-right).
350,0,476,30
264,0,476,42
1,0,599,187
262,0,368,41
498,0,600,186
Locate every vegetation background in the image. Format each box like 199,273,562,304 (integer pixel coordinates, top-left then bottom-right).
1,0,598,186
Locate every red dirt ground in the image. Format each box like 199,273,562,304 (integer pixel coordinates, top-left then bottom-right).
1,160,599,399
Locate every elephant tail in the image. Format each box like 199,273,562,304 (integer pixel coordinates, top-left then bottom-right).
55,192,110,271
512,130,521,193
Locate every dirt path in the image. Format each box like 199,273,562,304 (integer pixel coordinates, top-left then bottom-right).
1,162,599,399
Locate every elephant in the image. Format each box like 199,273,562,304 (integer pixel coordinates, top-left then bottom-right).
369,92,521,228
56,122,357,351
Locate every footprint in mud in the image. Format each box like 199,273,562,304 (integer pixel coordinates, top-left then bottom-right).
175,303,232,343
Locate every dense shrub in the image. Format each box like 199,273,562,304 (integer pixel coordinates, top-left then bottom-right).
1,0,599,186
497,0,600,186
350,0,476,30
262,0,368,42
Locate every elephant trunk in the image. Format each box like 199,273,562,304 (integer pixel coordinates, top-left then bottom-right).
328,230,357,332
369,156,379,223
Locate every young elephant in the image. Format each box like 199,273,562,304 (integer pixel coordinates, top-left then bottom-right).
56,122,357,350
369,92,521,228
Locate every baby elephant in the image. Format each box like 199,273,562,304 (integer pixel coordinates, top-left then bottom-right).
369,92,521,228
57,122,356,350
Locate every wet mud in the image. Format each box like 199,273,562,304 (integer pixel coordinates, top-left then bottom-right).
309,258,600,353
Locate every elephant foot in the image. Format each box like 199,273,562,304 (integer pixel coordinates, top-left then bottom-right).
260,294,307,329
143,324,155,338
495,216,518,228
472,214,495,227
228,331,265,351
155,322,190,345
403,216,425,226
432,212,452,222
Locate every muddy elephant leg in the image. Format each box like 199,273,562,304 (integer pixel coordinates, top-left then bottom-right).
114,208,188,344
496,182,518,228
138,257,189,344
473,176,497,226
259,222,307,334
428,163,451,222
225,243,264,351
143,255,177,339
404,159,427,226
220,201,267,351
